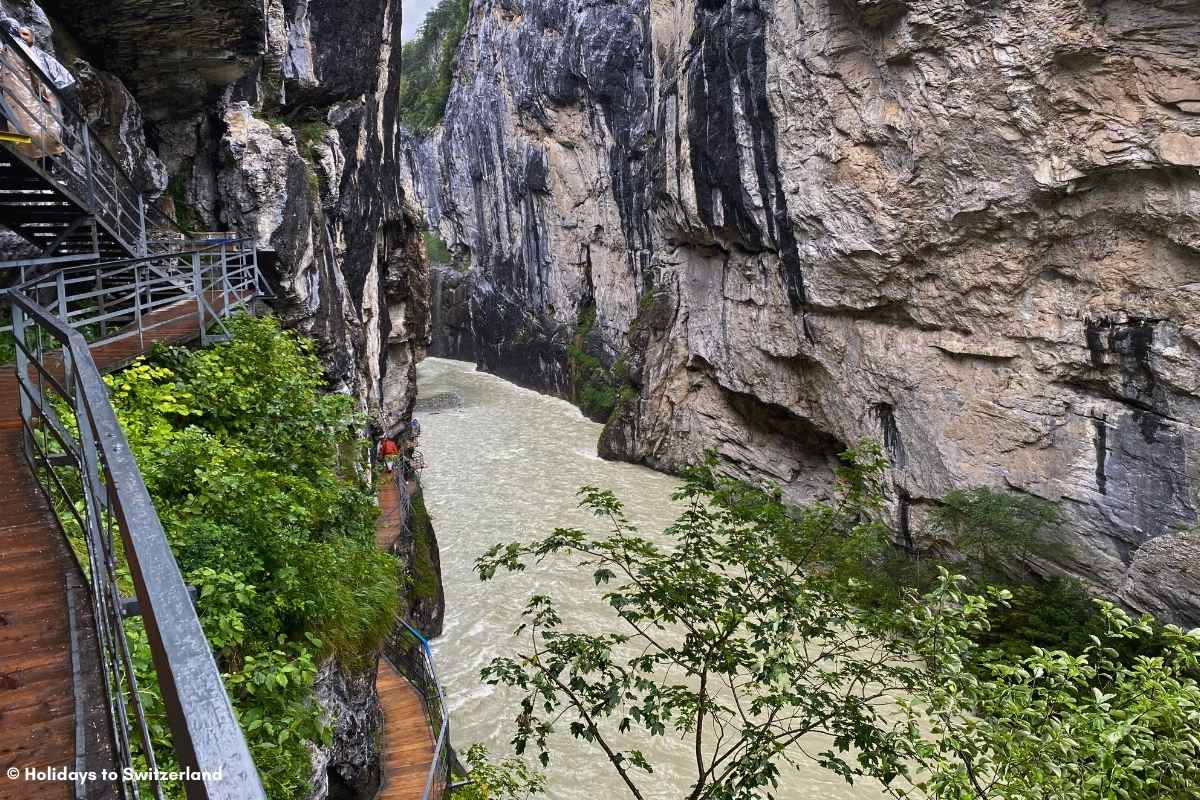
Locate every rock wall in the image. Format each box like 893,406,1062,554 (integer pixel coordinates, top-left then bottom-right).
403,0,1200,625
35,0,430,436
388,482,447,638
309,660,383,800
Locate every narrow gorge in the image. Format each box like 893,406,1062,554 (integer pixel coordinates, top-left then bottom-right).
401,0,1200,626
0,0,1197,797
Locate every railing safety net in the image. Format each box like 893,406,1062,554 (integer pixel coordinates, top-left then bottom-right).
5,242,266,800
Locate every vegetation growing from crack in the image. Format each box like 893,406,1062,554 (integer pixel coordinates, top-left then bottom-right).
424,229,452,264
408,491,440,601
599,289,661,439
836,485,1180,665
567,305,622,422
167,173,199,233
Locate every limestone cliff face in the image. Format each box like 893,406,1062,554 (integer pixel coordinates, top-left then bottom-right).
404,0,1200,625
38,0,430,436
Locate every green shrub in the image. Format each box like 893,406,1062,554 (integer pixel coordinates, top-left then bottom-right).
833,482,1179,669
566,305,622,422
293,120,330,160
408,493,439,601
451,744,545,800
577,382,617,420
930,486,1062,576
104,315,400,797
293,121,330,195
423,230,452,264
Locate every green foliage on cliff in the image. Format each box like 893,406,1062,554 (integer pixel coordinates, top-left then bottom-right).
567,306,621,422
398,0,470,131
931,486,1063,573
839,485,1147,665
294,120,331,195
477,446,1200,800
424,230,452,263
106,316,400,797
166,173,198,233
409,491,440,601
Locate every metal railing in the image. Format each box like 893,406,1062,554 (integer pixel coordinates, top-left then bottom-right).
1,238,261,344
5,246,267,800
388,621,452,800
0,27,188,261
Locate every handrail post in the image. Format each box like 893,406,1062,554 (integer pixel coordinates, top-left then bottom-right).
56,270,67,322
11,306,33,461
133,264,144,351
137,194,148,257
192,250,205,345
82,126,98,212
221,242,229,313
97,271,107,339
251,240,261,297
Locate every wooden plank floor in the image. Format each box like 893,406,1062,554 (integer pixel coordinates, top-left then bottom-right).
375,475,419,549
0,289,250,798
377,661,437,800
375,478,436,800
0,429,74,800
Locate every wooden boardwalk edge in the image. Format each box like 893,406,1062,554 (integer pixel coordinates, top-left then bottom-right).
375,478,437,800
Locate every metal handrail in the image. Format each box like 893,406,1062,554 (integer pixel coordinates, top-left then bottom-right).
0,27,189,260
8,237,255,291
389,618,452,800
1,238,260,341
5,246,267,799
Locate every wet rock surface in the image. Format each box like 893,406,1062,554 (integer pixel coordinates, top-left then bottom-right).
414,390,465,413
308,660,383,800
404,0,1200,624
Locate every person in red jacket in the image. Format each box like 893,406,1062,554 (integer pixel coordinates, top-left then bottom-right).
380,436,400,472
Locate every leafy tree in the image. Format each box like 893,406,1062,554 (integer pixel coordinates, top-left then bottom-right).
475,446,1200,800
476,445,931,798
452,744,546,800
399,0,470,131
900,577,1200,800
928,486,1061,576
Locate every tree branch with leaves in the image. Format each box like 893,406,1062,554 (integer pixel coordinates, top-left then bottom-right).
474,443,1200,800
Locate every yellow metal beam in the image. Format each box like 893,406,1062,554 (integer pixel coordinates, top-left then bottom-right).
0,131,33,145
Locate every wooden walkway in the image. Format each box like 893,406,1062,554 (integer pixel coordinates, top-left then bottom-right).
0,292,245,799
0,425,77,800
375,476,436,800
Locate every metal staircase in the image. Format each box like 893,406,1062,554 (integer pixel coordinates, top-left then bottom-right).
0,26,185,269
